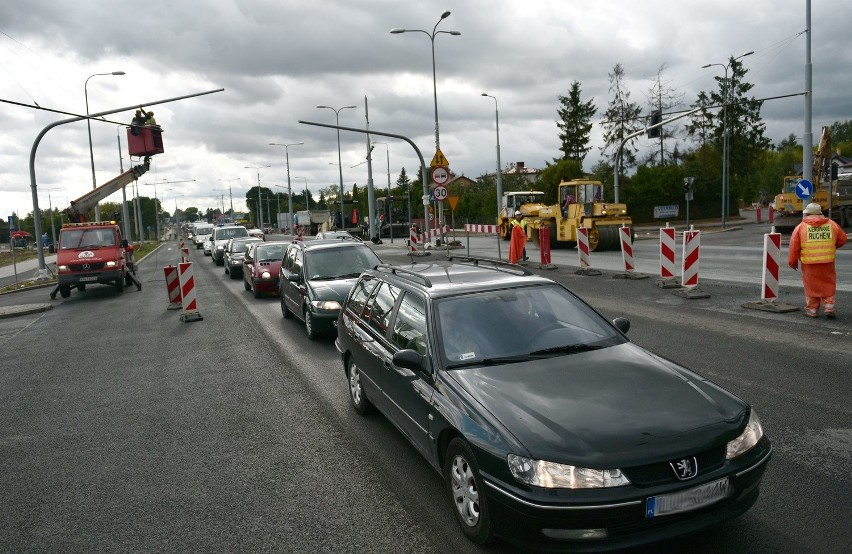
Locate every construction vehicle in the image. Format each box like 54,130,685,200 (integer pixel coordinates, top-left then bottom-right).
52,124,164,298
523,179,632,251
772,126,852,232
498,190,547,240
296,209,332,235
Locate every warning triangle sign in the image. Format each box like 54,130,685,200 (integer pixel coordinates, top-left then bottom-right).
430,149,449,168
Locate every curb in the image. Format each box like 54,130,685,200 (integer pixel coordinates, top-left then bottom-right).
0,303,53,319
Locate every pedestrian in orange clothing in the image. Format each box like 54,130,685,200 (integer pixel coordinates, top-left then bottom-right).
788,203,847,318
508,211,528,264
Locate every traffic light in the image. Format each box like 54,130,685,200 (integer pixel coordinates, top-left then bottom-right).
648,110,662,138
683,177,695,193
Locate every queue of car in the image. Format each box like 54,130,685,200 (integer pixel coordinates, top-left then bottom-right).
203,226,771,551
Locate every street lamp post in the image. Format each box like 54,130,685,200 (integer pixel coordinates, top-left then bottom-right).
481,93,503,225
702,51,753,228
372,142,397,242
85,70,125,222
245,165,271,230
217,177,240,221
391,12,460,232
269,142,303,235
293,177,310,208
142,179,194,241
316,105,356,231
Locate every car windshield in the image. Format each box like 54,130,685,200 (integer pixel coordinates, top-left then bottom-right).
437,284,625,368
231,241,253,253
216,227,247,240
305,247,380,280
60,228,116,249
255,244,285,262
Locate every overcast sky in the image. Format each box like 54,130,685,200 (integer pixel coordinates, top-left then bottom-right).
1,0,848,220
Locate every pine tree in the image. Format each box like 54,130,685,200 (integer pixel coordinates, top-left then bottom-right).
645,63,685,166
684,91,714,147
600,63,643,176
556,81,597,167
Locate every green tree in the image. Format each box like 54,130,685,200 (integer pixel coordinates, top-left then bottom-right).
600,63,644,177
537,159,585,201
556,81,597,167
684,91,714,147
775,133,799,152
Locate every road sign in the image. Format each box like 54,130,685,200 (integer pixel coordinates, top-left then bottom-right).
446,195,459,211
430,149,449,167
431,166,450,185
432,184,448,202
795,179,813,200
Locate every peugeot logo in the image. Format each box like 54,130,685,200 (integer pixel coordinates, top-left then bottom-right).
670,456,698,480
82,264,91,270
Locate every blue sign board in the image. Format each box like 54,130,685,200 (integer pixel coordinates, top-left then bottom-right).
795,179,813,200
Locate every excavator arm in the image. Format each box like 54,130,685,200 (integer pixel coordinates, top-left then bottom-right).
65,159,150,222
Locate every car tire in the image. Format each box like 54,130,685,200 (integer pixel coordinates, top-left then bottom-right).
347,359,375,415
304,309,319,340
444,438,493,545
59,285,71,298
115,277,124,293
280,294,292,319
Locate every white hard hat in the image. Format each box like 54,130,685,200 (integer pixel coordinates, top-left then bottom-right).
514,210,522,216
803,203,822,215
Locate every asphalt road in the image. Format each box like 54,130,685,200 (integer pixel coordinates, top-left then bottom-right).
1,233,850,553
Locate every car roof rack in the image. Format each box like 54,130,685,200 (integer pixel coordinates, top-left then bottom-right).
374,264,433,287
446,255,535,276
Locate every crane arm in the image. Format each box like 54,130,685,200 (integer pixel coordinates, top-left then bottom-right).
65,159,150,222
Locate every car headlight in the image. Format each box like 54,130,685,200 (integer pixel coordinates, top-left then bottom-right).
261,271,271,279
217,245,224,250
507,454,631,489
726,410,764,459
233,260,242,265
310,300,342,311
105,261,116,267
58,265,68,271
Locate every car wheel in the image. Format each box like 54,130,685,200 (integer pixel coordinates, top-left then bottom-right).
304,309,319,340
244,279,251,291
115,277,124,293
347,359,374,415
280,294,292,319
444,438,493,545
59,285,71,298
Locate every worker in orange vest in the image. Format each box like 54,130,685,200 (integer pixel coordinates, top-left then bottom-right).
788,203,847,318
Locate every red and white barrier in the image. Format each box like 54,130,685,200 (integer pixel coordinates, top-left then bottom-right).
408,225,419,253
163,265,182,310
681,229,700,287
463,224,499,234
756,206,762,224
660,225,676,278
178,262,203,322
619,226,634,273
762,230,781,300
577,227,591,268
420,224,451,243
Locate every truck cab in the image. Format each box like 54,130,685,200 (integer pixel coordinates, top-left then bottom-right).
55,222,128,298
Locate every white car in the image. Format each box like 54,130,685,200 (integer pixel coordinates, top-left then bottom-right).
209,225,250,265
247,228,265,240
194,225,214,251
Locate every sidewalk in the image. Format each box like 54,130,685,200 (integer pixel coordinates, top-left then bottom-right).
0,253,57,280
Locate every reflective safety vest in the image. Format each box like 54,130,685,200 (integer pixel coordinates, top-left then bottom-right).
510,218,526,230
800,223,836,264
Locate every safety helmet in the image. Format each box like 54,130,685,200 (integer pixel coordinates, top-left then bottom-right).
803,203,822,215
514,210,522,217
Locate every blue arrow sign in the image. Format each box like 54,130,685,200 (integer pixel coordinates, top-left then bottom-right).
795,179,813,200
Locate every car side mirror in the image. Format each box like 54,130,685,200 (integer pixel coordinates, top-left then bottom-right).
612,317,630,334
288,273,302,283
393,349,426,373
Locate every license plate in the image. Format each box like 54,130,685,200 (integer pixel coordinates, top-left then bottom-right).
646,477,732,518
79,276,98,282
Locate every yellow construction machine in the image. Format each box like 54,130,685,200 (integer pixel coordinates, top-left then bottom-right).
524,179,632,251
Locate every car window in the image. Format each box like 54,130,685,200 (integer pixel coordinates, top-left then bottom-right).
367,282,400,336
293,250,303,275
256,244,285,261
392,292,428,356
305,246,380,280
437,284,625,365
347,277,377,318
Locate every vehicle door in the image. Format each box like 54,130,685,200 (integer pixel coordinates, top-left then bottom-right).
341,276,383,407
366,284,433,455
284,248,305,317
243,244,257,282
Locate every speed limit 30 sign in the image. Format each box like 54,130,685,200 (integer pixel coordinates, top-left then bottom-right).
432,184,448,201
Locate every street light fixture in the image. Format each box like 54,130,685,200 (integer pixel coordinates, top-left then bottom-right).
269,142,304,235
316,105,356,231
391,11,460,151
85,70,125,222
481,93,503,226
245,165,271,230
702,50,753,228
